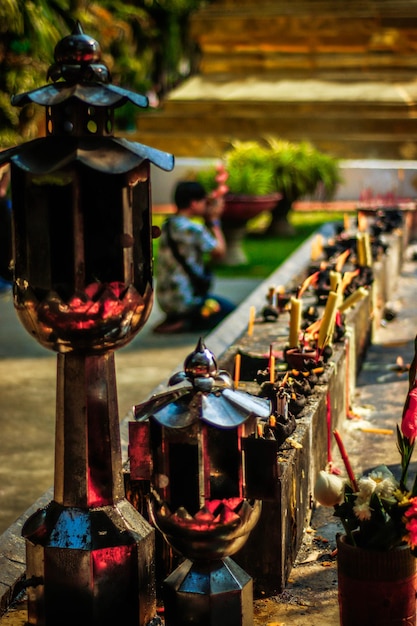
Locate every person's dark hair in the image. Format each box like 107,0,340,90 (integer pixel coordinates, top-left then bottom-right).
174,181,206,210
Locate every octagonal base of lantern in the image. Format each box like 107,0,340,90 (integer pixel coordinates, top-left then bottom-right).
22,499,157,626
163,557,253,626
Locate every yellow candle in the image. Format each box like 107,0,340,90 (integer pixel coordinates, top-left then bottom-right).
269,356,275,383
363,232,373,267
358,211,367,232
234,353,241,387
360,427,394,435
248,305,256,336
343,213,350,231
289,297,301,348
311,240,319,261
335,248,351,273
356,233,366,267
339,287,368,313
329,270,341,292
316,234,324,255
317,291,339,349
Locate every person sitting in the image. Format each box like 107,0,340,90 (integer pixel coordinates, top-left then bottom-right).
153,180,235,334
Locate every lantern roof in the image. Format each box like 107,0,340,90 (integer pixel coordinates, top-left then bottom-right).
12,22,149,112
0,135,174,174
12,82,149,110
133,339,271,429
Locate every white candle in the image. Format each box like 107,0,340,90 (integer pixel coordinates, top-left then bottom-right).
289,297,302,348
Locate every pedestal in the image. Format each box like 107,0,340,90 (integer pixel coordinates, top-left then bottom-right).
163,557,254,626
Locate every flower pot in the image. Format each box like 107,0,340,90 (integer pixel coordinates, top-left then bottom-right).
222,193,282,226
337,533,417,626
221,193,282,265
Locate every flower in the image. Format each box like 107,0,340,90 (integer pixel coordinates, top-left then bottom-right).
401,382,417,443
314,381,417,552
314,470,345,506
404,500,417,548
352,499,372,521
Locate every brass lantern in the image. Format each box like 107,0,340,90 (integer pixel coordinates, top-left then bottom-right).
0,23,173,626
129,339,277,626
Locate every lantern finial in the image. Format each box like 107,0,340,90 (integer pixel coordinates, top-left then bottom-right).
48,21,109,84
184,338,218,380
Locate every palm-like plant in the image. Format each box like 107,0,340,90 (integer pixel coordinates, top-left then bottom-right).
225,141,278,196
266,137,341,236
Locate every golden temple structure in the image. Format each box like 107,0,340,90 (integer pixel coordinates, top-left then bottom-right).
134,1,417,159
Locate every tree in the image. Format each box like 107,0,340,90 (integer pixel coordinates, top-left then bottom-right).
0,0,205,146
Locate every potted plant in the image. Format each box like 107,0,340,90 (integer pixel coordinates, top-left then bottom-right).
314,376,417,625
195,141,282,264
266,138,342,236
196,138,341,232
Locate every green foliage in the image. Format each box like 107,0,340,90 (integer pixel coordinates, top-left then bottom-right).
0,0,208,146
267,137,342,200
225,141,277,195
195,139,341,200
195,166,219,195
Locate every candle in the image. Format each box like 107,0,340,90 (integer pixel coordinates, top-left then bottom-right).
338,287,368,313
269,356,275,383
311,239,319,261
248,305,256,336
343,213,350,231
335,249,351,273
269,415,276,427
363,232,373,267
329,270,341,292
317,291,339,349
360,427,394,435
358,211,367,232
316,234,324,256
333,429,358,491
289,297,301,348
356,233,366,267
234,353,241,387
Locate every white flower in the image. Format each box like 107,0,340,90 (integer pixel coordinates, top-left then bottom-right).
314,470,345,507
357,476,376,499
353,498,373,521
367,469,397,498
